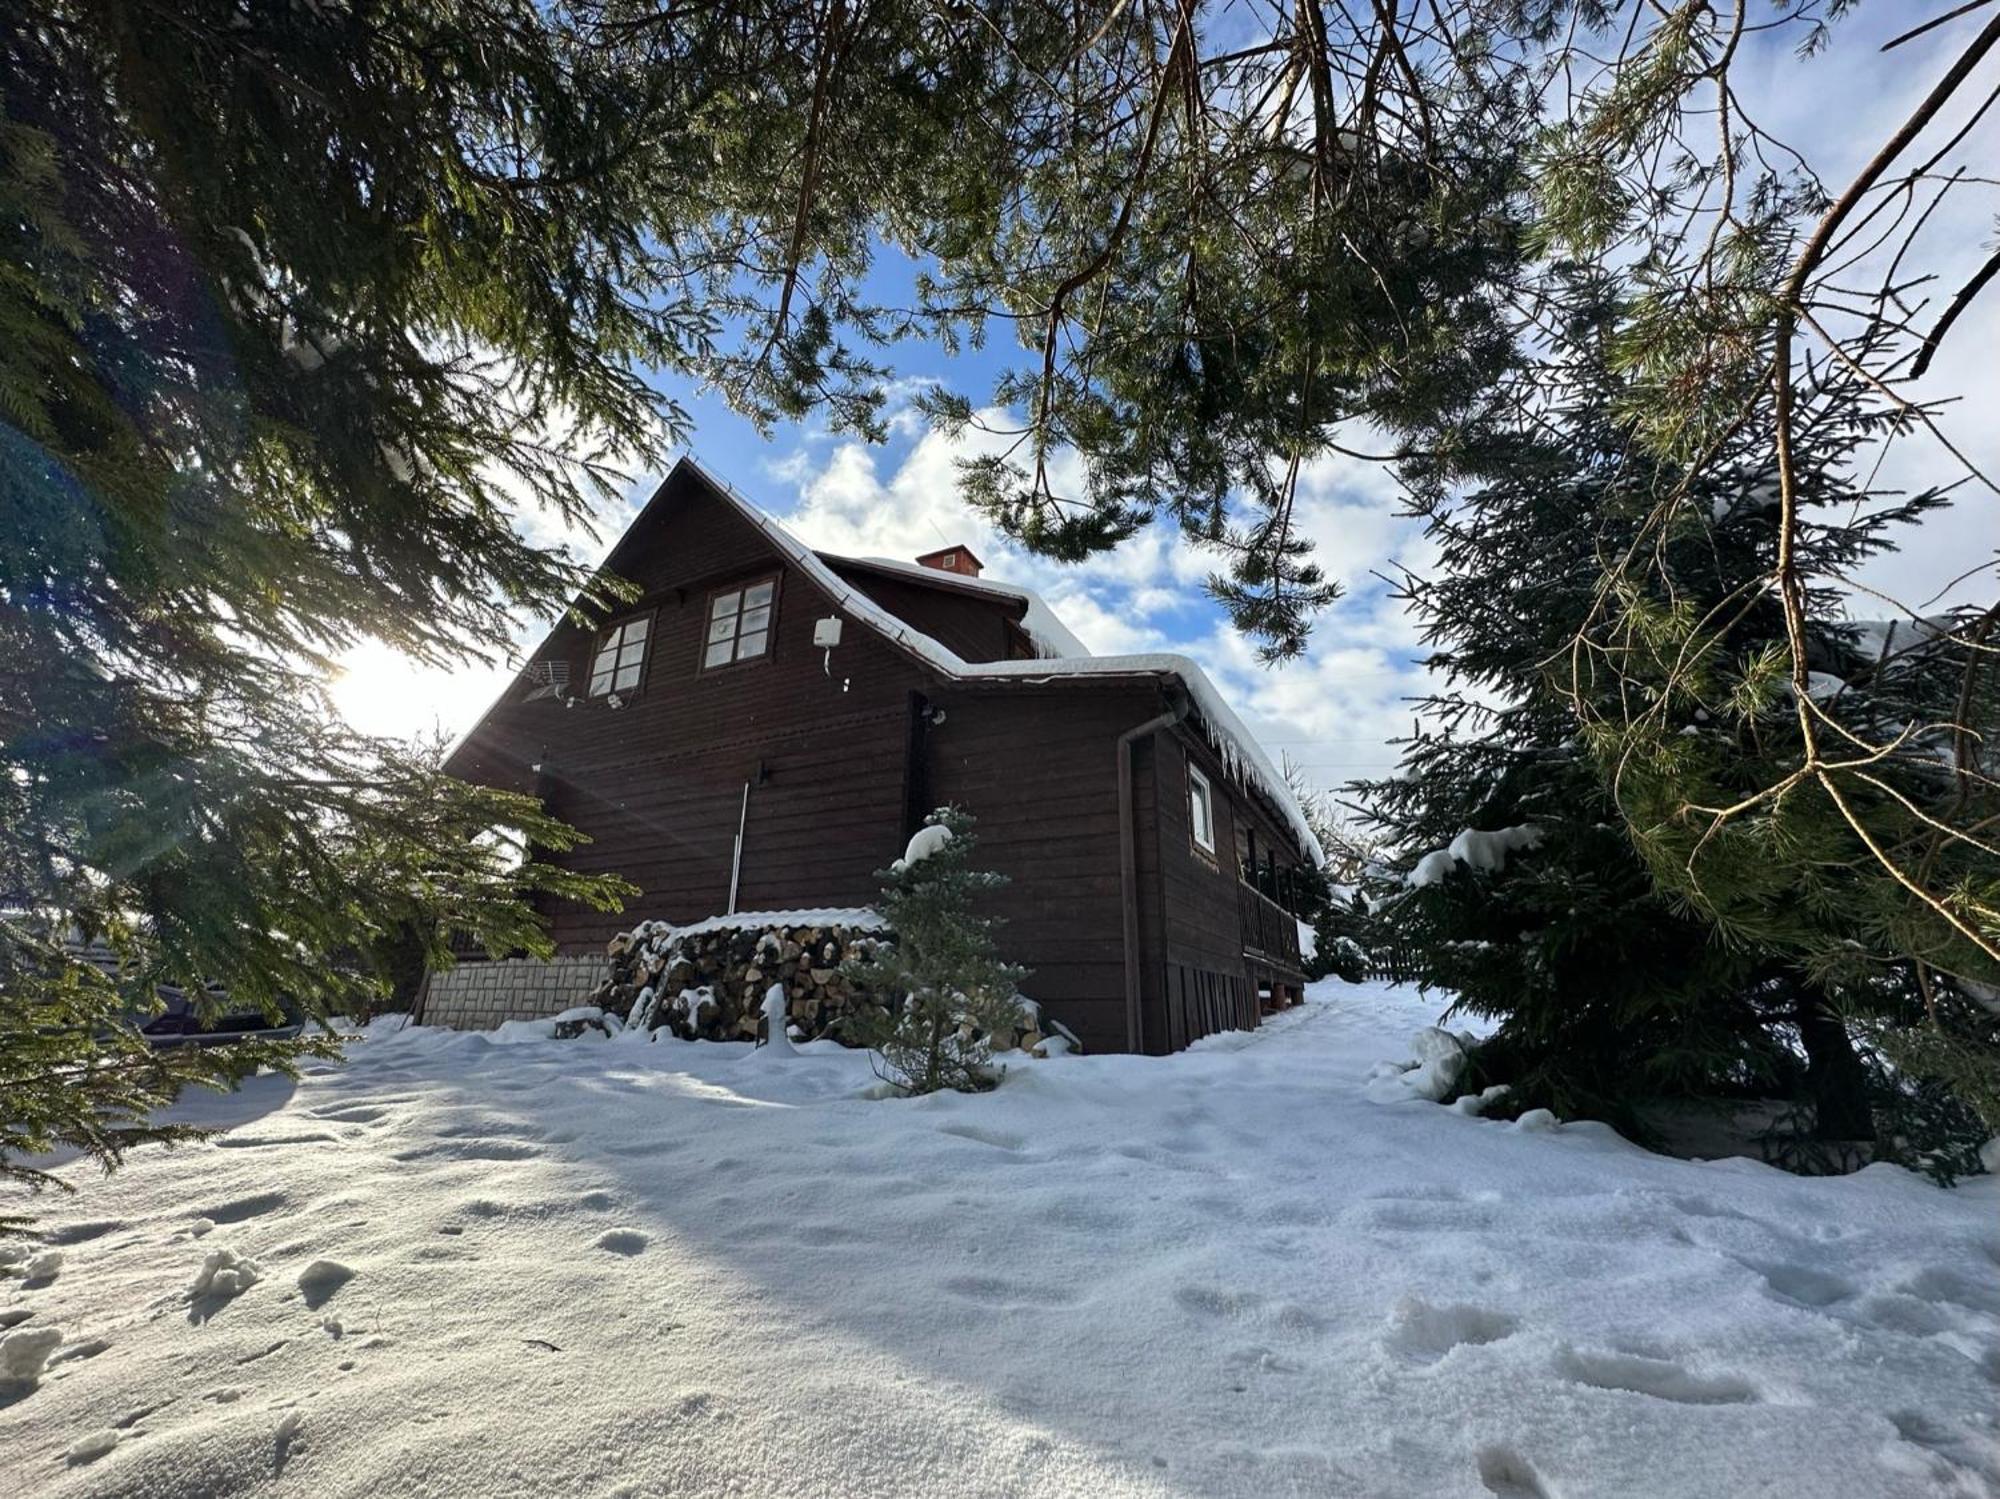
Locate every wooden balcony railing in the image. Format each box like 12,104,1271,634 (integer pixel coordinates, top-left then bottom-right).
1238,879,1304,976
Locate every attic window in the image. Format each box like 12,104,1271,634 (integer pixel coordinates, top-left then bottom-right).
1188,765,1217,855
703,577,777,669
589,614,650,696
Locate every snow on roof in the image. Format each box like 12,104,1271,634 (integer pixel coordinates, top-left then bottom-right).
1839,615,1957,664
827,552,1093,661
683,457,1326,868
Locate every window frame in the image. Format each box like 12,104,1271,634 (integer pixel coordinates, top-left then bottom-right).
699,573,781,674
1187,763,1217,857
587,610,654,699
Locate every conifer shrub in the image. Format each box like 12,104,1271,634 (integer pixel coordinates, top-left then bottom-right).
843,808,1029,1095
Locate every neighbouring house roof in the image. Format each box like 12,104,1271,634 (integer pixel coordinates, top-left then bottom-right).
682,458,1327,868
914,543,985,572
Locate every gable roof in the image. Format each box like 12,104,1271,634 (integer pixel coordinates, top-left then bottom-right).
677,458,1326,867
819,552,1093,660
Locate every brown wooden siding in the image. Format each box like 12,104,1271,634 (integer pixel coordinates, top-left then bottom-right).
448,468,932,952
824,564,1021,664
1141,724,1287,1051
923,680,1163,1054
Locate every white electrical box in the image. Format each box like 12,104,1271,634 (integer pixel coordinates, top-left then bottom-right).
812,616,844,649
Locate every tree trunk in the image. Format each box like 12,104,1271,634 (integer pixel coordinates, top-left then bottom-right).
1796,995,1873,1142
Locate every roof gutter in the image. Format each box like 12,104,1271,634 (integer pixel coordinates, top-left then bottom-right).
1117,686,1191,1054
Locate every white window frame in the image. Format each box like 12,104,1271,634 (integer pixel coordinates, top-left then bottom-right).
701,576,779,671
1188,764,1217,855
588,613,651,697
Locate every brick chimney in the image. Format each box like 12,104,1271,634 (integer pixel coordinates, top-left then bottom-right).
915,544,984,578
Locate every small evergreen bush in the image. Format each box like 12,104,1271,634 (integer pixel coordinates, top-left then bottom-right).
843,808,1029,1094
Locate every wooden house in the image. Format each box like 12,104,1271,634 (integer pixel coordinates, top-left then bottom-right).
445,458,1321,1053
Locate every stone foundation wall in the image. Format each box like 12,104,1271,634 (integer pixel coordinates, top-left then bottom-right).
418,955,607,1031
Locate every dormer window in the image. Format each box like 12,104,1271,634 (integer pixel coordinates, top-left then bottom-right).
589,614,651,696
703,577,777,670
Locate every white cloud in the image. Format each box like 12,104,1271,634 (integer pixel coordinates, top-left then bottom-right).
762,411,1437,798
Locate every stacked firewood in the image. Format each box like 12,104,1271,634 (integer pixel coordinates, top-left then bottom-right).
590,916,894,1044
584,913,1066,1054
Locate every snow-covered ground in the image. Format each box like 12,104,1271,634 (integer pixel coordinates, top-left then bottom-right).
3,982,1997,1498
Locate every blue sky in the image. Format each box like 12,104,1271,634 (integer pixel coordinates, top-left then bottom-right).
332,5,2000,813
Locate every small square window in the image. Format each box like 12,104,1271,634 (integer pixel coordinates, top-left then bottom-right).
1188,765,1216,855
702,576,779,670
589,615,651,697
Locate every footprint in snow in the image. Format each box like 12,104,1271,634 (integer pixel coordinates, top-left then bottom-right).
115,1399,171,1429
1743,1259,1857,1309
215,1131,339,1149
307,1104,391,1124
1901,1265,2000,1317
44,1220,122,1246
1381,1298,1519,1366
1553,1346,1758,1406
602,1138,690,1158
392,1139,542,1163
202,1192,287,1225
432,1118,549,1142
1476,1444,1554,1499
66,1429,120,1467
1175,1283,1263,1319
1850,1291,1954,1337
296,1259,356,1309
50,1337,112,1365
594,1229,649,1256
933,1122,1026,1152
1887,1407,2000,1489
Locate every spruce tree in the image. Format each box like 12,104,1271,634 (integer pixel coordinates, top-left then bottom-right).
1478,1,2000,1170
1354,282,1992,1167
843,809,1029,1095
1355,288,1787,1130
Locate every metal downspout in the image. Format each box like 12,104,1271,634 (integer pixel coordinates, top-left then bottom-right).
1118,688,1191,1054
